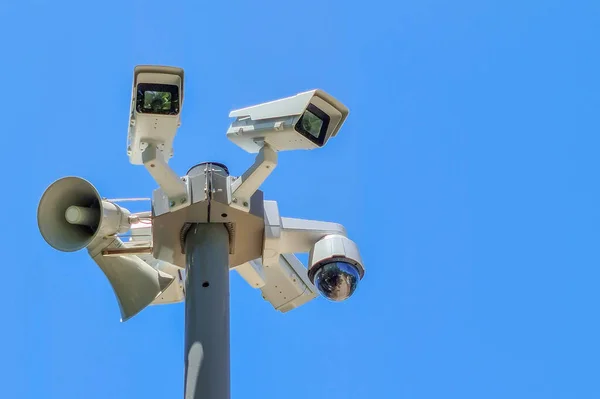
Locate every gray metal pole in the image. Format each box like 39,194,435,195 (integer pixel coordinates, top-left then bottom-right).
184,223,230,399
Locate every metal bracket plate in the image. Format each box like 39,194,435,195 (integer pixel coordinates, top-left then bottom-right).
151,163,265,268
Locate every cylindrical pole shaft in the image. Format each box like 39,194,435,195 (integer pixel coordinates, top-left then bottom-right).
184,223,230,399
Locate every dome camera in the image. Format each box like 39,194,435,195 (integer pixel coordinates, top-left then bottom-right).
308,235,365,302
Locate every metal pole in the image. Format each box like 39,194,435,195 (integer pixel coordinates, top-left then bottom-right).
184,223,230,399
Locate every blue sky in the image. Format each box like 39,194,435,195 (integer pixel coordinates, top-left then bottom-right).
2,0,600,398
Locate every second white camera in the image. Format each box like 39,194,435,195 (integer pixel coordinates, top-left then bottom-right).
226,89,349,153
127,65,184,165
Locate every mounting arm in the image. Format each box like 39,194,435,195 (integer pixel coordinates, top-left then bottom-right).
230,144,277,211
278,217,347,254
234,200,346,312
261,199,347,269
141,144,189,210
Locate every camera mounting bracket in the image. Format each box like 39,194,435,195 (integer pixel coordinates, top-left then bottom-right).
141,142,190,213
230,143,277,212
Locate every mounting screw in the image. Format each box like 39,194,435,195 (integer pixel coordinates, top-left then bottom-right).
180,197,187,204
170,200,176,207
232,198,238,204
243,201,248,207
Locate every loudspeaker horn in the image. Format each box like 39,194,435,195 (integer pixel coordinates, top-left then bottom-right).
89,240,175,322
37,177,131,252
38,176,174,321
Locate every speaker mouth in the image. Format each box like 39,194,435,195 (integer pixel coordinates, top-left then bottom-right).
37,176,104,252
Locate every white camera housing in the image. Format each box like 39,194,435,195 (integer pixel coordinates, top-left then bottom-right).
226,89,349,153
127,65,184,165
235,255,318,313
308,234,365,283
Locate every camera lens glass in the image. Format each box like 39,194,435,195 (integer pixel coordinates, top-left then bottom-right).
294,104,330,146
136,83,180,115
299,110,323,139
144,91,172,112
313,261,360,302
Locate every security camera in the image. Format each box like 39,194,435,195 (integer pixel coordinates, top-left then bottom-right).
308,234,365,302
226,89,349,153
127,65,184,165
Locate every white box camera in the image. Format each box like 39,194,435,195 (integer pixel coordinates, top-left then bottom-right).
226,89,349,153
127,65,184,165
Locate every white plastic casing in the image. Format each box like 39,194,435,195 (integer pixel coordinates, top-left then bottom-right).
308,234,365,282
258,254,318,313
226,89,349,153
127,66,184,165
234,254,318,313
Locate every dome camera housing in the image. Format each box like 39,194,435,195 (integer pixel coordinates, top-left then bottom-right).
308,235,365,302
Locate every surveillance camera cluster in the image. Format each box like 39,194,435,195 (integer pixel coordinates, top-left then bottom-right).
37,65,365,322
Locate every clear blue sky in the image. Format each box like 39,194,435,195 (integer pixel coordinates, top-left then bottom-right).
2,0,600,398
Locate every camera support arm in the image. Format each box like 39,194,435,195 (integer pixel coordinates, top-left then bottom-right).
262,200,348,266
230,144,277,212
141,143,190,212
233,200,348,312
278,217,348,254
